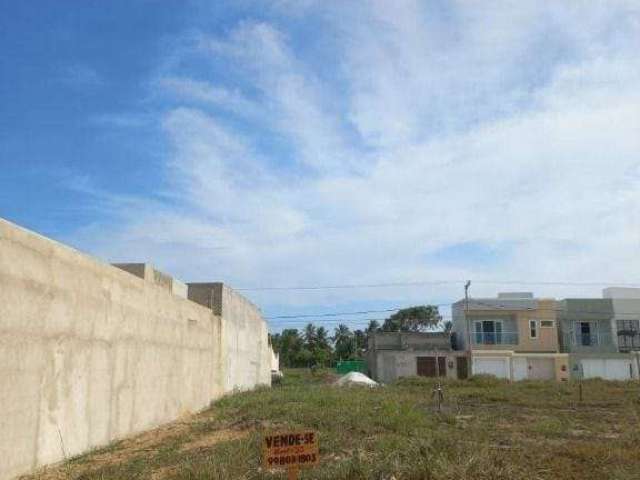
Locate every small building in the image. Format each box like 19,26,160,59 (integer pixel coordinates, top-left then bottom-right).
366,332,468,383
451,292,569,381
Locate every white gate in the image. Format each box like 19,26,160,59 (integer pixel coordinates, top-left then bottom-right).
581,358,633,380
473,357,510,379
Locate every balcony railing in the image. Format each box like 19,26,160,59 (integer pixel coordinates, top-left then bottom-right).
471,332,519,345
564,332,613,348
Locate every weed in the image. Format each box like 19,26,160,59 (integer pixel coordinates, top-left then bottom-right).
21,369,640,480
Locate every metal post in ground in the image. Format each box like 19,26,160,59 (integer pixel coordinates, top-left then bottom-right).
464,281,472,378
579,363,584,403
578,379,583,402
432,382,444,413
436,348,441,412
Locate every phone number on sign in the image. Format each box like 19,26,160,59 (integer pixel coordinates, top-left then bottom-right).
267,453,317,466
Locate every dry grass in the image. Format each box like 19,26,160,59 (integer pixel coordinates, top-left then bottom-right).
20,370,640,480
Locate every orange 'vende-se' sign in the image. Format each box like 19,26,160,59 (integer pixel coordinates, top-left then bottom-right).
262,430,319,469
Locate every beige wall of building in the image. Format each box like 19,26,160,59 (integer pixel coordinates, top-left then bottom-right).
514,300,559,352
461,301,559,353
0,219,271,480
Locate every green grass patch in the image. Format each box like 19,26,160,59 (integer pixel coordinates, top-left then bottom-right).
21,370,640,480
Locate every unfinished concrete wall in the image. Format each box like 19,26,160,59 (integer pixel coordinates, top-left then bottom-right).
0,219,270,480
270,348,280,371
187,283,271,391
370,351,464,383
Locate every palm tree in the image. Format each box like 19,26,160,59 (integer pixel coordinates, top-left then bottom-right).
314,326,332,367
333,324,353,360
316,326,330,350
365,319,381,334
354,329,366,357
303,323,317,350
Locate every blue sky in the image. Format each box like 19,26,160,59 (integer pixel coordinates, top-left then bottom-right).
2,1,639,332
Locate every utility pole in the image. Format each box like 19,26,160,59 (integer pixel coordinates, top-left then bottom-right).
433,346,444,412
464,280,472,378
464,281,471,350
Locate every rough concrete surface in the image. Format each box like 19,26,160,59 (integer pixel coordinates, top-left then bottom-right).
0,218,271,480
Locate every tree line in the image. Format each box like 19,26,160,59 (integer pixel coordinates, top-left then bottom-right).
269,305,451,368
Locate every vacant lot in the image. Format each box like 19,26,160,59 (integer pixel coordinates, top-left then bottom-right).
22,370,640,480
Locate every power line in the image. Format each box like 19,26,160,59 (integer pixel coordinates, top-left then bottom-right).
272,312,454,321
266,308,398,320
238,280,462,291
265,297,640,325
240,279,640,292
265,303,452,320
271,318,385,325
271,316,453,327
270,318,388,329
473,280,640,287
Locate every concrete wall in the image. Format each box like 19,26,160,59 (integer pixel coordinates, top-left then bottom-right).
367,332,457,383
219,285,272,390
271,348,280,371
113,263,188,300
0,219,270,480
451,302,468,350
187,283,271,390
369,350,465,383
368,332,451,351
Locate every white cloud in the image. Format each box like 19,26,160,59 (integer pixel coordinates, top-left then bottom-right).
157,76,260,118
74,1,640,322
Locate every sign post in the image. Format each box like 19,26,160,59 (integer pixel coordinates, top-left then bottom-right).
288,466,299,480
263,430,319,479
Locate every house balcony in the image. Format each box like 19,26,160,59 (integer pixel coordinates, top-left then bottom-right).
471,331,519,348
562,332,616,352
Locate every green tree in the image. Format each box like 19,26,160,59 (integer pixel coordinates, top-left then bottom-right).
354,329,367,357
272,324,338,368
382,306,442,332
295,348,314,367
313,326,333,366
279,329,303,367
366,319,381,334
316,326,330,350
303,323,317,351
333,324,354,360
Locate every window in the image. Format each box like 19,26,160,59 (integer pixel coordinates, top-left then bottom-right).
579,322,592,346
474,320,503,344
529,320,538,339
617,319,640,351
540,320,554,328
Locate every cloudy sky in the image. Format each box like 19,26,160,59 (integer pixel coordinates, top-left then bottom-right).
2,1,639,331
